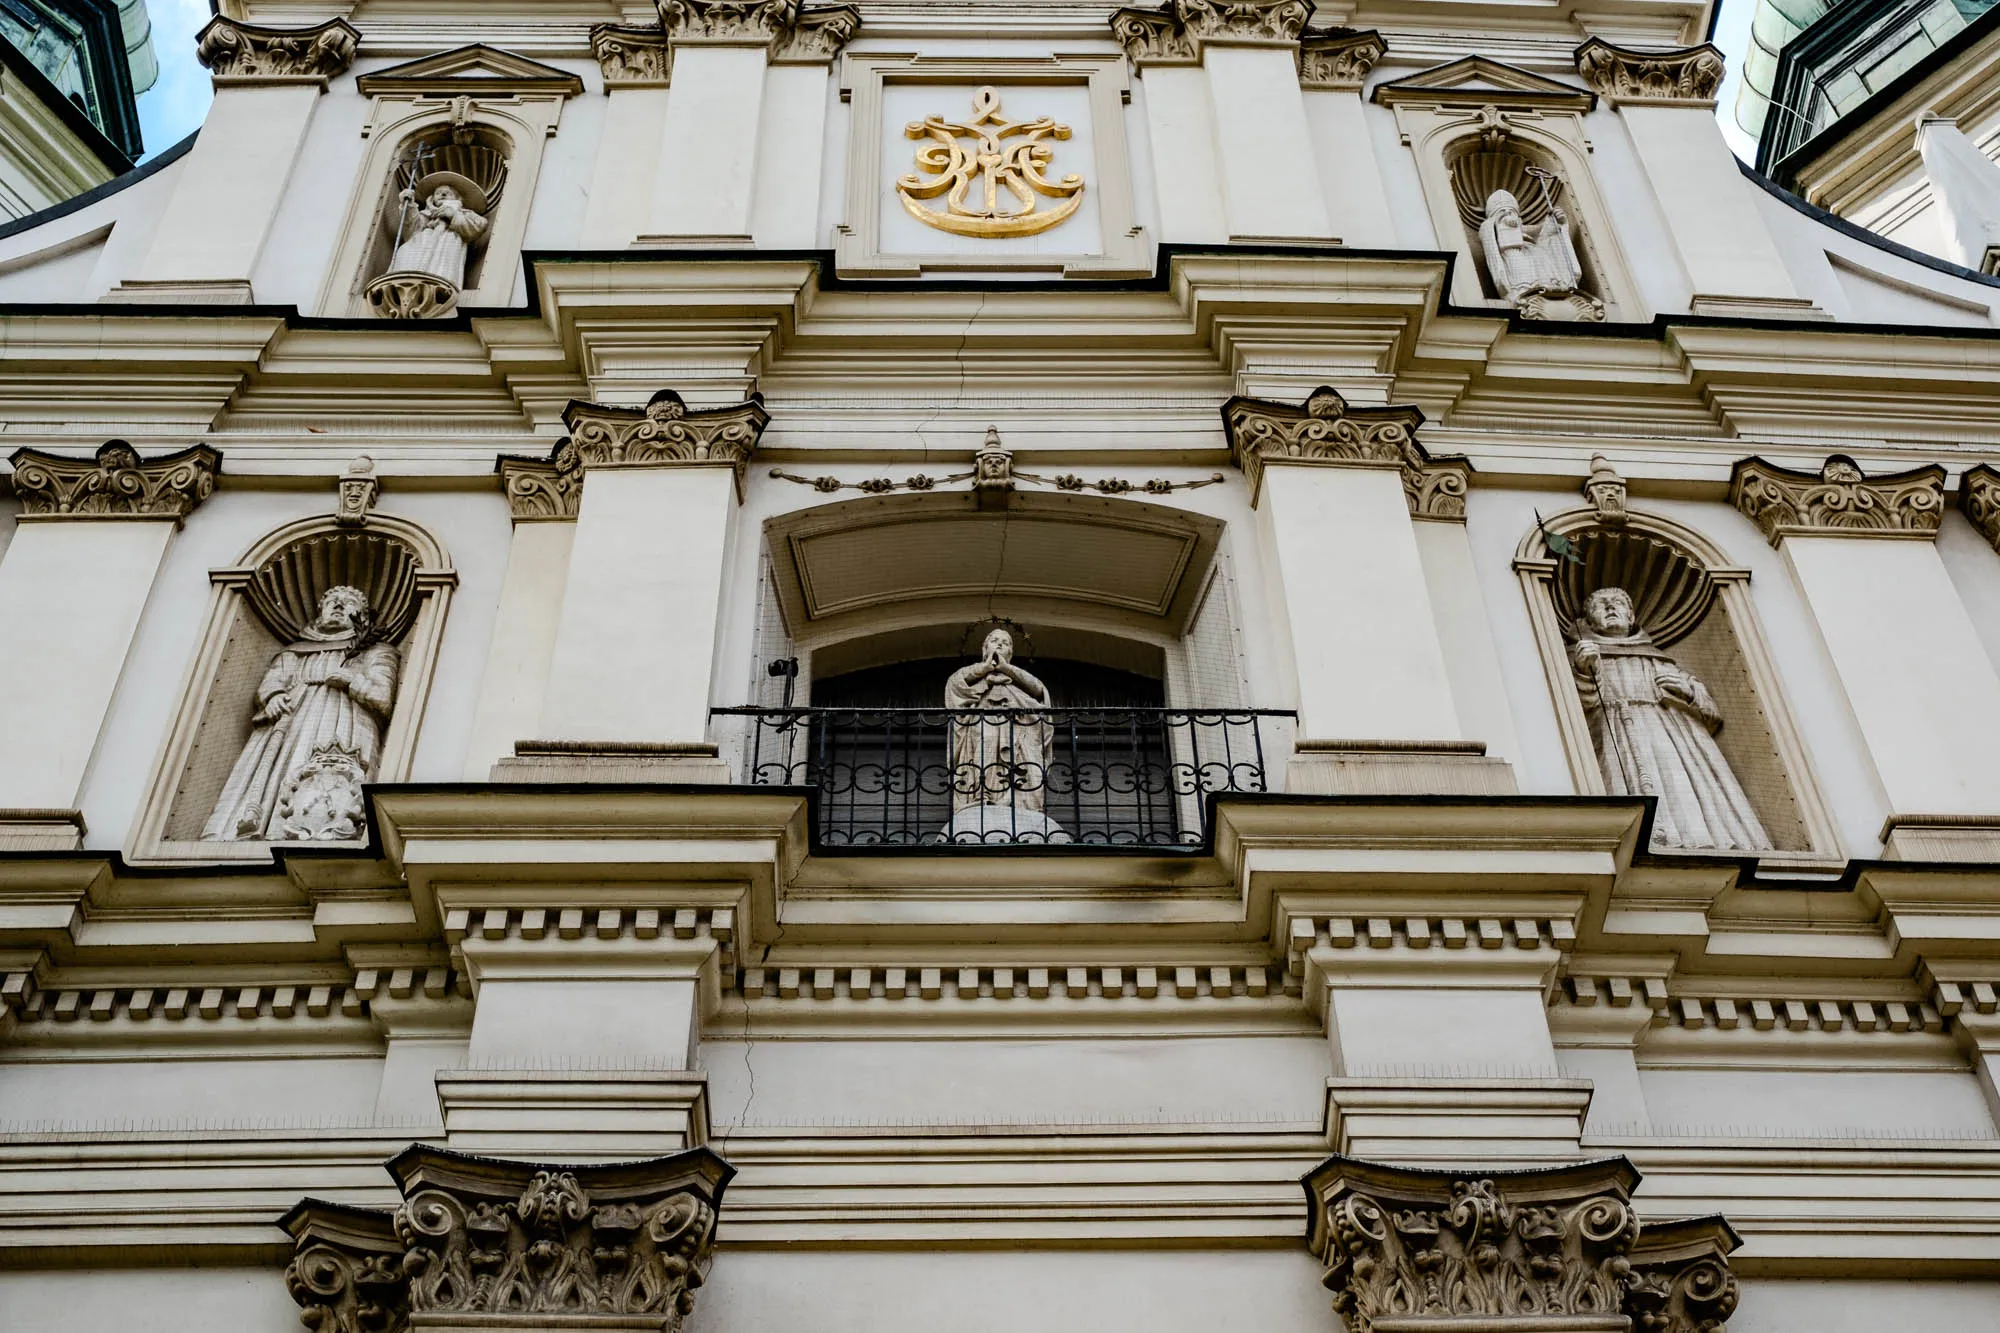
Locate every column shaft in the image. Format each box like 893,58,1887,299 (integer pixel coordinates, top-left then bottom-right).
648,44,769,243
1202,45,1334,241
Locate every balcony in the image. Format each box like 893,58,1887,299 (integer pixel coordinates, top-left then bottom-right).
713,707,1293,849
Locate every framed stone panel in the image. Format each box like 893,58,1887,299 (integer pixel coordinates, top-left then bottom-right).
835,52,1150,278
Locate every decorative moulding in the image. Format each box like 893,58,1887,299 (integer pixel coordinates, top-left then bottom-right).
9,440,220,524
1729,454,1947,546
1959,463,2000,552
561,389,770,498
1220,385,1471,519
1303,1154,1740,1333
1298,28,1387,91
194,16,358,87
353,44,585,98
1110,0,1313,66
1574,37,1726,108
1371,54,1596,112
835,52,1149,279
591,23,672,87
282,1142,733,1333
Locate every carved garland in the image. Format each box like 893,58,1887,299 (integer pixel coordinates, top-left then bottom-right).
1111,0,1314,64
1221,385,1471,519
283,1144,732,1333
767,428,1226,500
1729,454,1946,546
194,16,360,85
1305,1155,1739,1333
1575,38,1726,106
9,440,220,523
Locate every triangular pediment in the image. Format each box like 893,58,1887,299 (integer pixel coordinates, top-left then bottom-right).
355,44,584,97
1372,56,1595,111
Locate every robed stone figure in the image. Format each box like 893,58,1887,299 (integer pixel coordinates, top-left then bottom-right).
1479,188,1584,304
386,177,489,292
204,585,401,841
945,628,1053,818
1571,587,1769,852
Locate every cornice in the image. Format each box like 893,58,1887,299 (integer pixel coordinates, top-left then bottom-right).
1574,37,1725,108
1370,54,1596,112
560,389,770,496
1297,28,1386,91
352,44,585,98
1729,453,1948,546
7,440,220,523
194,16,360,88
1220,384,1469,519
1110,0,1314,67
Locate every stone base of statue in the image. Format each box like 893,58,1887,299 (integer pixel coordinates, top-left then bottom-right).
943,804,1072,845
366,270,460,320
1514,287,1606,323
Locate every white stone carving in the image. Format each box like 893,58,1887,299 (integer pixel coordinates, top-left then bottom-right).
1585,453,1627,526
203,586,401,842
335,456,379,527
1478,187,1604,321
1571,587,1769,853
944,628,1061,837
367,176,491,320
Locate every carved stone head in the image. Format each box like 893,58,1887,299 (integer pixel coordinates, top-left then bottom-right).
314,585,373,638
1821,455,1865,484
336,455,378,526
1485,189,1522,223
982,628,1015,665
1584,586,1637,638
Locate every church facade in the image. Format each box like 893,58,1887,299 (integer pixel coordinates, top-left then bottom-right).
4,1,2000,1328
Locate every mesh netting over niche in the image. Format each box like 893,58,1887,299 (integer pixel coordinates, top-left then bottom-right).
1550,527,1717,649
245,531,422,645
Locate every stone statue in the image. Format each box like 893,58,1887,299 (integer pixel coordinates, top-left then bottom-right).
386,175,489,291
203,585,401,842
1571,587,1770,853
943,628,1065,841
1478,188,1602,320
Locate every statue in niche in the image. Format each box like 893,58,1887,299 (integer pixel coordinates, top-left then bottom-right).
1478,187,1603,321
943,628,1066,842
1571,587,1770,853
367,171,490,319
203,585,401,842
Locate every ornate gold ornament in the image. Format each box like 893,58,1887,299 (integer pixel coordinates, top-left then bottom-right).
897,87,1085,239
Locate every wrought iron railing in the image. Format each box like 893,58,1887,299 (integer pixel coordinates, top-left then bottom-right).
712,706,1294,849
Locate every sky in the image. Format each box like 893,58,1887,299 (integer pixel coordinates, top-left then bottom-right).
128,0,1768,163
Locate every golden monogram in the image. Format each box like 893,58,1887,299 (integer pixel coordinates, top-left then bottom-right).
896,86,1085,239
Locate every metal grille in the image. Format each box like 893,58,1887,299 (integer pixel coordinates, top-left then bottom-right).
714,707,1292,849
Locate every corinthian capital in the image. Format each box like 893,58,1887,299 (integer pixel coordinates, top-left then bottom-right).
1960,464,2000,552
1575,37,1725,106
1298,28,1386,90
1112,0,1314,65
9,440,220,523
1221,385,1468,518
283,1144,733,1333
1306,1155,1740,1333
657,0,858,60
562,389,771,496
1730,454,1947,546
194,16,360,86
591,23,672,86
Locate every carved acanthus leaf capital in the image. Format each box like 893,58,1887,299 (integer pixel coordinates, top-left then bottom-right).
1961,464,2000,552
9,440,220,524
656,0,858,60
1298,28,1386,90
1575,37,1725,106
283,1145,732,1333
499,445,584,520
591,23,672,86
562,389,770,497
1730,454,1946,546
1112,0,1314,65
195,16,360,86
1306,1155,1740,1332
1222,385,1469,519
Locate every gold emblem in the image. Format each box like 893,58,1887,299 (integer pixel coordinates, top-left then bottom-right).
896,86,1084,238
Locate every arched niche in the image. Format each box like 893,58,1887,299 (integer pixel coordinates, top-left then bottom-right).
130,509,456,865
1513,508,1839,863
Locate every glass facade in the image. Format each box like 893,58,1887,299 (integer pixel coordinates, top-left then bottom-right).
0,0,141,162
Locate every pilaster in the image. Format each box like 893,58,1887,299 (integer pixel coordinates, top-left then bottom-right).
1732,454,2000,852
1576,38,1818,321
497,390,767,783
111,17,357,304
1299,29,1394,247
1223,388,1511,796
1112,1,1333,242
0,442,220,849
583,25,674,247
